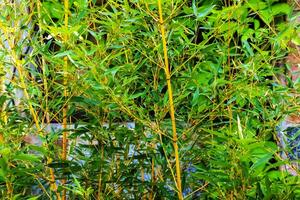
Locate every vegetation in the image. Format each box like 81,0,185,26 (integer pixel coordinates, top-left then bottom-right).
0,0,299,199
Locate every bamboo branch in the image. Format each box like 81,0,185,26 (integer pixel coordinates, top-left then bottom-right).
157,0,183,199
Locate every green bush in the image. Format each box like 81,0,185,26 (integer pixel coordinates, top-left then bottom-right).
0,0,300,199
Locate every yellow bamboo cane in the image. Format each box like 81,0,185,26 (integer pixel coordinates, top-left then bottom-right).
157,0,183,199
62,0,69,199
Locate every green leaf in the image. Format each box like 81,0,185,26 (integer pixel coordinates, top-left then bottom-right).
28,145,48,155
192,88,199,106
196,5,215,19
104,66,122,78
42,2,64,19
260,3,291,24
0,148,10,156
0,169,6,181
54,50,74,58
250,154,272,173
14,154,40,163
271,3,291,16
242,40,254,56
247,0,267,11
27,196,41,200
192,0,215,19
129,92,145,100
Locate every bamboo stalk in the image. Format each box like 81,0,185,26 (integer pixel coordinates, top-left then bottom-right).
157,1,183,199
227,0,233,134
0,50,6,144
62,0,69,161
97,143,104,200
62,0,69,198
36,0,50,126
138,142,146,200
141,166,145,186
6,182,13,198
36,1,61,198
149,156,155,200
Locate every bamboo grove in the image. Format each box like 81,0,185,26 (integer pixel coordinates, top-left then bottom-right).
0,0,300,199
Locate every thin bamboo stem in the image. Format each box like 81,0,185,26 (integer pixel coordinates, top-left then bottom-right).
227,1,233,133
6,182,13,198
36,0,49,126
0,43,6,133
138,142,146,200
62,0,69,162
141,166,145,186
149,156,155,200
97,144,104,200
36,1,61,198
62,0,69,199
14,59,40,130
157,1,183,199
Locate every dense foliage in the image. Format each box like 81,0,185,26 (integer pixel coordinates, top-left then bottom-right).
0,0,300,199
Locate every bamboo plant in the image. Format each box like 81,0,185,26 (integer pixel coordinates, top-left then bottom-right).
0,0,300,199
